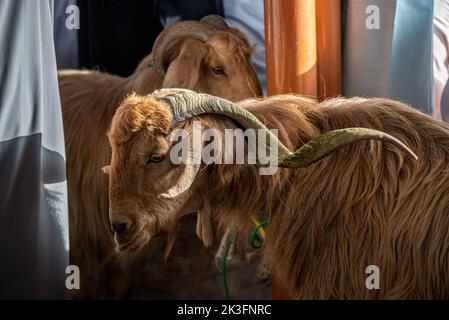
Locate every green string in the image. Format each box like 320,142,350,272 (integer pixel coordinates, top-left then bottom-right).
249,220,268,249
221,232,235,300
221,220,268,299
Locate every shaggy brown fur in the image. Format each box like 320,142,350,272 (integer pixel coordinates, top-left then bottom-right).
109,94,449,299
59,24,261,298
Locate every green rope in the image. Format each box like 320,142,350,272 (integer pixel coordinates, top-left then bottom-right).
249,220,268,249
221,232,235,300
221,220,268,299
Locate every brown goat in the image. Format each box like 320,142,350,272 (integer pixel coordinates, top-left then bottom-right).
59,16,262,298
105,90,449,299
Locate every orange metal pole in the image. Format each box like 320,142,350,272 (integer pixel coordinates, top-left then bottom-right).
265,0,319,300
316,0,342,99
264,0,342,300
265,0,318,97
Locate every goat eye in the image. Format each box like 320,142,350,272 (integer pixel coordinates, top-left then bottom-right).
212,66,226,76
147,153,165,164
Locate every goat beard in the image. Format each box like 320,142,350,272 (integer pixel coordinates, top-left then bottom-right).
163,219,183,261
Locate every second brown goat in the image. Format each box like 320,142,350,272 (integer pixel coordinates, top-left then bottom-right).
59,15,262,298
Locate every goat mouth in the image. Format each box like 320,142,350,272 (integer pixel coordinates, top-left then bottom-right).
115,238,135,252
115,228,148,253
116,239,135,251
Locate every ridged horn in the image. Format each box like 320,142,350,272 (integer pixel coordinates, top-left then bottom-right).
200,15,229,30
156,90,292,159
152,21,215,74
152,90,418,172
158,148,201,199
279,128,418,168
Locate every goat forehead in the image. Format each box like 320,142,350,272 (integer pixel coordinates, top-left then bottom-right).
208,37,241,56
110,94,173,145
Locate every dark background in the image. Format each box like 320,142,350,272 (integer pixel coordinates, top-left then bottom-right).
77,0,223,76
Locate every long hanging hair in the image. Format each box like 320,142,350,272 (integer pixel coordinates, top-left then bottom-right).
191,95,449,299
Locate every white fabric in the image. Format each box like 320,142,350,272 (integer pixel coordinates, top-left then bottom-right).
223,0,267,95
344,0,434,115
0,0,69,299
434,0,449,120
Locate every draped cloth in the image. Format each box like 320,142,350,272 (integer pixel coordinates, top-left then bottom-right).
223,0,267,95
0,0,69,299
343,0,434,115
434,0,449,121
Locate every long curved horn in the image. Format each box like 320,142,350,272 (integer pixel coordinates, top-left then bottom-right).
157,90,292,159
278,128,418,168
158,148,200,199
155,90,417,168
201,15,250,49
152,21,215,75
200,15,229,30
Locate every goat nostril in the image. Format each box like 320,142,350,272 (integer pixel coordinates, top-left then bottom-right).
112,223,128,237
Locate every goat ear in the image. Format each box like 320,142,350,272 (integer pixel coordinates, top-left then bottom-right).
196,202,213,248
162,40,204,89
101,165,111,175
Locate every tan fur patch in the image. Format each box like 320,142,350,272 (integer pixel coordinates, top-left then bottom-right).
109,93,173,145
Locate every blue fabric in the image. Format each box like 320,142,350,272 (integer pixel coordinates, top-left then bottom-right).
388,0,434,114
442,79,449,121
343,0,434,115
223,0,266,96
